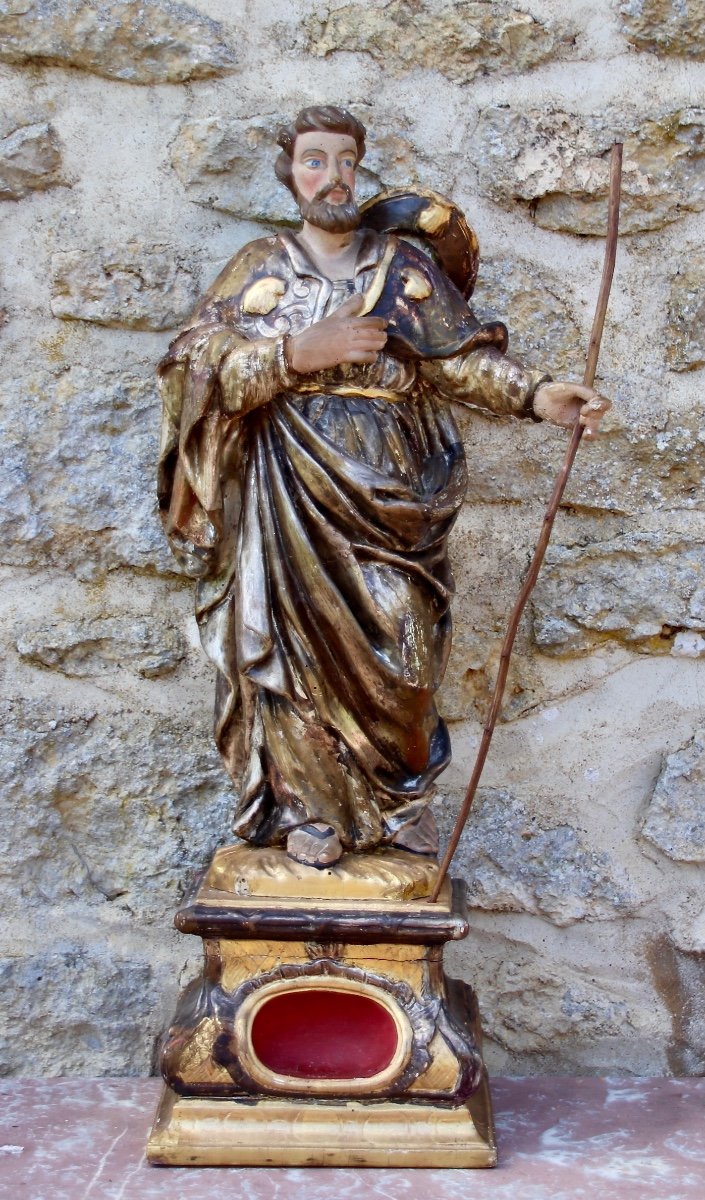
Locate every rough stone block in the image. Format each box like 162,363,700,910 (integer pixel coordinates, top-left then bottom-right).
641,731,705,862
16,615,186,678
671,632,705,658
0,367,172,576
0,0,236,83
473,257,583,375
0,698,231,921
0,948,160,1075
532,530,705,654
473,105,705,234
441,788,634,926
0,121,65,200
170,115,301,225
439,623,548,724
50,243,199,330
306,1,572,83
482,956,629,1058
462,926,667,1074
454,391,705,517
666,257,705,371
356,116,438,192
672,904,705,954
622,0,705,59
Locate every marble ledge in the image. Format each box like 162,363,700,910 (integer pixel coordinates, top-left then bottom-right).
0,1077,703,1199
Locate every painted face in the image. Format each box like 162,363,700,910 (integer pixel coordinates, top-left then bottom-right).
291,130,361,233
291,130,358,205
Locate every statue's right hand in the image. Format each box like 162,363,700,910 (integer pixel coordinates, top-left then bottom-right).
286,294,388,375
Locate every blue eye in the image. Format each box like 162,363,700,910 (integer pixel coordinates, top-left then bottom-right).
307,158,323,168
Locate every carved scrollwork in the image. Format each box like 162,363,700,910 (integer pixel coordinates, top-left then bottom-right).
161,946,483,1104
211,957,437,1099
238,276,318,340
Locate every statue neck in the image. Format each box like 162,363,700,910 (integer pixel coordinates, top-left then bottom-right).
297,223,361,281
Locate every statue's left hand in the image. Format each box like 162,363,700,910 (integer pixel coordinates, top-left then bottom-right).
533,382,611,437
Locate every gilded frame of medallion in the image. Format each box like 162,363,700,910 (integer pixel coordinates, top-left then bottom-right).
234,974,413,1096
211,958,438,1098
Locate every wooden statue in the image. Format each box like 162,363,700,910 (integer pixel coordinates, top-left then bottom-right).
147,106,610,1168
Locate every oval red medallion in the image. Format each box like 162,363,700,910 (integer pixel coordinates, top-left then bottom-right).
250,988,400,1080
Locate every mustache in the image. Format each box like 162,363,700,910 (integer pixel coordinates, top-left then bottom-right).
314,181,353,203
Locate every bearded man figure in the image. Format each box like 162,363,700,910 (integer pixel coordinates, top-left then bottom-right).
158,106,608,870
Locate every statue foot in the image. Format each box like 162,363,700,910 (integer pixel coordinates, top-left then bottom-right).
390,807,439,857
286,822,343,869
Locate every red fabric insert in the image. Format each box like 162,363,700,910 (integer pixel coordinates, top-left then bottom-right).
251,989,399,1079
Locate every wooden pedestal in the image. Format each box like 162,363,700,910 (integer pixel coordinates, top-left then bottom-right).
147,846,497,1168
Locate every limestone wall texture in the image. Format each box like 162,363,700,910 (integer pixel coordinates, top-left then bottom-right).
1,0,704,1079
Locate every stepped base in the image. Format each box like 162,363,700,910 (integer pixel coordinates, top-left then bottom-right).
148,1072,496,1168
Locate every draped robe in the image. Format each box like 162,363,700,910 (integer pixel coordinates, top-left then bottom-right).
158,229,547,849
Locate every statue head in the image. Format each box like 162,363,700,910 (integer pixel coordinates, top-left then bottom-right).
275,106,367,233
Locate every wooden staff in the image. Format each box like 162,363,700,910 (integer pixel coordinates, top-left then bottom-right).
430,142,624,904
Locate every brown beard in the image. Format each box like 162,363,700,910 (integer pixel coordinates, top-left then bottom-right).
298,183,361,233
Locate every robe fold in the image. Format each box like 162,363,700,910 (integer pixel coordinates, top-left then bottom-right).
158,229,548,848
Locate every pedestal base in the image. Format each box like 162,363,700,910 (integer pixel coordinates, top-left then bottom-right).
147,846,497,1168
148,1073,496,1167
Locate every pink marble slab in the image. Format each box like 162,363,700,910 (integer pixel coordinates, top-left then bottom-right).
0,1077,703,1199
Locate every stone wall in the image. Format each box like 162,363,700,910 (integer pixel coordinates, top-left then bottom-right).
1,0,704,1078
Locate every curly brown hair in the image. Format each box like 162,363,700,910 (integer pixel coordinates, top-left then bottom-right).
275,106,367,197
